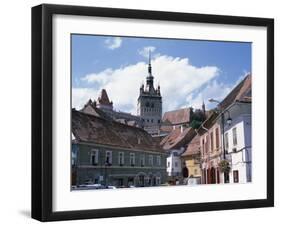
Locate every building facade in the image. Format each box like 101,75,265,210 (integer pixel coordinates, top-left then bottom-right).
137,54,162,135
198,74,252,185
166,149,184,180
160,127,196,184
222,101,252,183
181,135,201,185
198,112,223,184
72,109,167,188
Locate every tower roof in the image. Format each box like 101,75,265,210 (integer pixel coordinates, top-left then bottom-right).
148,49,152,75
97,89,112,105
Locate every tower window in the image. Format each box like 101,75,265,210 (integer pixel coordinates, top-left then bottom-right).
151,119,153,123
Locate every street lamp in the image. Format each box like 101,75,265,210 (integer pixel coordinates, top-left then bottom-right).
208,98,232,125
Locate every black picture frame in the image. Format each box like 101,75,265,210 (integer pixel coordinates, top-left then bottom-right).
32,3,274,222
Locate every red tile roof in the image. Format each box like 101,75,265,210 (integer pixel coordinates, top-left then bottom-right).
197,111,219,135
160,127,196,150
162,108,192,125
81,99,112,120
72,110,163,153
219,74,252,110
181,135,201,156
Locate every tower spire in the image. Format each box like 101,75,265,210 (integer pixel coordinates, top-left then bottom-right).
148,50,152,75
202,100,206,116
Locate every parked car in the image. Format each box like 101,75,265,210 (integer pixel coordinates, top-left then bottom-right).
106,186,117,189
79,182,105,189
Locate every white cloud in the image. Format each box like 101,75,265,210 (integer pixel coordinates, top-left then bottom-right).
138,46,156,58
104,37,122,50
185,73,249,110
72,88,99,110
185,80,232,110
75,54,220,114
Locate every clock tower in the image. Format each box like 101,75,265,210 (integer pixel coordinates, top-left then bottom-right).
137,52,162,135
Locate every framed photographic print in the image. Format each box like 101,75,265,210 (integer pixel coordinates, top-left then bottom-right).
32,4,274,221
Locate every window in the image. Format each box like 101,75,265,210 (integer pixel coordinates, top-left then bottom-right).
130,153,135,166
151,119,153,123
156,156,161,166
156,177,161,185
210,131,214,152
167,161,170,168
233,170,239,183
205,136,208,153
158,119,160,124
140,155,145,166
118,152,124,166
91,149,99,165
105,151,112,165
215,128,219,149
225,132,229,151
224,172,230,183
202,139,205,155
175,161,178,167
149,155,153,165
232,127,238,146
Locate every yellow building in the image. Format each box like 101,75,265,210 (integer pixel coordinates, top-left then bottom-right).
181,135,201,183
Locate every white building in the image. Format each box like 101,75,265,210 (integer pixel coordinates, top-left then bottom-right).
222,101,252,183
160,126,196,184
166,149,185,178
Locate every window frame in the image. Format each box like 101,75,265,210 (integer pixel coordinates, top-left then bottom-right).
232,127,238,146
90,149,99,165
105,150,112,165
148,155,153,165
130,153,135,166
118,152,124,166
233,170,239,183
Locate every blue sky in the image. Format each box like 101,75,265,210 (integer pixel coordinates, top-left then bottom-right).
72,34,251,114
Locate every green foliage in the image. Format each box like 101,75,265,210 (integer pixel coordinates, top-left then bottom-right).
190,120,202,129
218,160,231,173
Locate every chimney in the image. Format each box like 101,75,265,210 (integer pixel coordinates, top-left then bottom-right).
181,125,184,133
